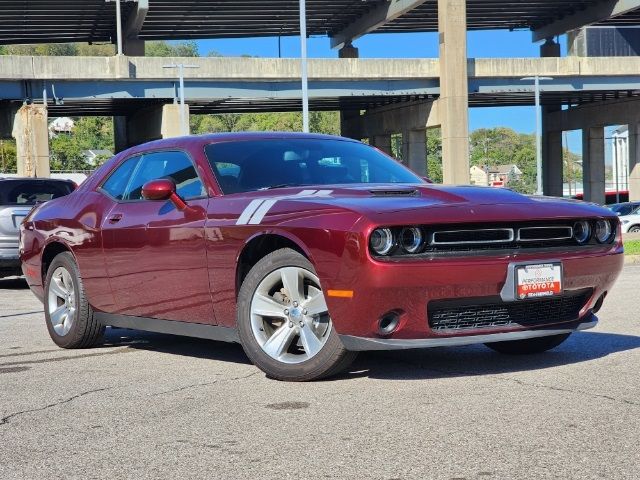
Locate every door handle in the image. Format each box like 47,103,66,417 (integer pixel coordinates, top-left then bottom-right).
108,213,123,224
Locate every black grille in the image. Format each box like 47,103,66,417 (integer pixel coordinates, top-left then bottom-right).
428,289,592,332
433,228,512,244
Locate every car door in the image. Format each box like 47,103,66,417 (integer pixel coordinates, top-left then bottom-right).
99,150,215,324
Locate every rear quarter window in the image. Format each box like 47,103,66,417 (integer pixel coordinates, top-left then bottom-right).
0,180,73,205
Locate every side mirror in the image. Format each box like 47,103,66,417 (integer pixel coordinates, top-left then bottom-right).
141,179,188,211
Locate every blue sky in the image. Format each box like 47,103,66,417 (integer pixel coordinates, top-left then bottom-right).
197,30,595,153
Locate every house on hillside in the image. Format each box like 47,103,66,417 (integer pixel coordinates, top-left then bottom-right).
470,164,523,187
48,117,74,137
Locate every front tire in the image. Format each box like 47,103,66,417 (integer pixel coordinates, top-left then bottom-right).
484,333,571,355
628,225,640,233
237,248,357,381
44,252,104,348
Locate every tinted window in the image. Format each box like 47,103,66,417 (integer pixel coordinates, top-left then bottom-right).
125,151,205,201
101,156,140,200
0,180,73,205
204,139,422,194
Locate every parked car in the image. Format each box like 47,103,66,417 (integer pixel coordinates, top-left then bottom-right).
0,177,75,278
20,133,624,381
607,202,640,233
608,201,640,217
620,214,640,233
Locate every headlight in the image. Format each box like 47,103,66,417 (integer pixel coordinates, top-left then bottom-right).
595,219,613,243
400,227,423,253
370,228,394,255
573,220,591,244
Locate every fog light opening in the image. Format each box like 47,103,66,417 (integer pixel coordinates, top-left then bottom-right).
593,292,607,313
378,311,401,336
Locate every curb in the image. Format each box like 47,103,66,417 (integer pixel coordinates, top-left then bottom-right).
624,254,640,265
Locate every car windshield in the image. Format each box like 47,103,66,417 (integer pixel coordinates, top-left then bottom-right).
609,203,637,216
204,138,423,194
0,180,73,205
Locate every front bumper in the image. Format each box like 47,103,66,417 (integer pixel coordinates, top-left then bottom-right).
325,246,623,341
0,249,22,277
340,315,597,351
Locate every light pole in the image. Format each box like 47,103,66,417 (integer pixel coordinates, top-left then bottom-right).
163,64,199,136
521,76,553,196
299,0,309,133
115,0,123,56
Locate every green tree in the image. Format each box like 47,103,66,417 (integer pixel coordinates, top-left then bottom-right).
426,129,443,183
0,139,17,173
50,134,86,170
4,43,78,56
145,40,199,57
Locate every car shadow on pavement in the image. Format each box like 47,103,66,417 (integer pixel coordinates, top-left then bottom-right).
0,277,28,289
339,331,640,381
103,327,253,365
101,327,640,381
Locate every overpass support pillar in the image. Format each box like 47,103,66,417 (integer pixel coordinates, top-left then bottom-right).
114,104,189,152
582,126,606,205
372,135,393,155
540,38,563,197
438,0,469,184
402,129,427,176
11,105,50,177
627,123,640,201
542,130,564,197
339,43,362,139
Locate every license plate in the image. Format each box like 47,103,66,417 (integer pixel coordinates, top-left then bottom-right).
515,263,562,299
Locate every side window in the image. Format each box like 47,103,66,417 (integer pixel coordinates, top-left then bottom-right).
125,151,205,201
101,156,141,200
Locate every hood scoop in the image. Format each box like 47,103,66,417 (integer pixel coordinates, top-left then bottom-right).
369,188,419,197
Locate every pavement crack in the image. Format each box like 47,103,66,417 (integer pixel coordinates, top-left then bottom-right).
498,376,640,407
150,371,259,396
0,387,111,426
380,355,639,407
150,380,221,396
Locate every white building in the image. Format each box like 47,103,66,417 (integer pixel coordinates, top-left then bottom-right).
48,117,74,136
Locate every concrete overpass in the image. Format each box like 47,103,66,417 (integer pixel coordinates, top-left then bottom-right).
3,0,640,201
3,54,640,201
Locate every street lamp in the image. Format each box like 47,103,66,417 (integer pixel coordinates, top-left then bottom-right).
521,76,553,196
163,64,199,136
299,0,309,133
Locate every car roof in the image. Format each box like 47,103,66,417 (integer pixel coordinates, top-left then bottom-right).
118,132,360,157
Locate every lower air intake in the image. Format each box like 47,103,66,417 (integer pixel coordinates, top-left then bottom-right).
428,289,592,332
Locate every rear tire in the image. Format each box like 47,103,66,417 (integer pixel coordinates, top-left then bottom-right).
236,248,357,381
484,333,571,355
628,225,640,233
44,252,104,348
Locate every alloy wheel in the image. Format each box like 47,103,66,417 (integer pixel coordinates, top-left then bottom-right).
47,266,77,336
250,266,331,364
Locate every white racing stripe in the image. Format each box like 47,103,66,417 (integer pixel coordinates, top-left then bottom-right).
236,199,265,225
236,189,333,225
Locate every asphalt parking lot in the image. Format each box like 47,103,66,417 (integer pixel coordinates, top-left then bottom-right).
1,267,638,480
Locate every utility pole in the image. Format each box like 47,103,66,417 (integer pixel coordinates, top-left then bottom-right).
299,0,309,133
115,0,123,55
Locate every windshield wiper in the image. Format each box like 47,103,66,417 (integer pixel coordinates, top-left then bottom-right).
259,183,307,190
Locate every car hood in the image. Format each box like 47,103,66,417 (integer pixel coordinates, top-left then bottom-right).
255,184,616,226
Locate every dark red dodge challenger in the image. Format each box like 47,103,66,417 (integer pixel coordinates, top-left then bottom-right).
20,133,624,381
